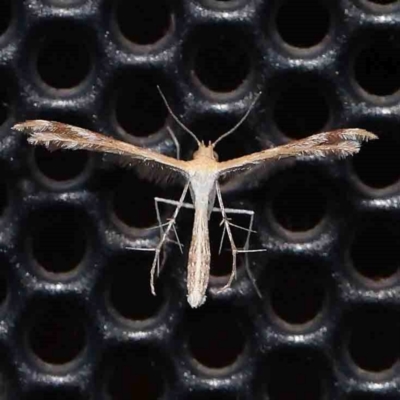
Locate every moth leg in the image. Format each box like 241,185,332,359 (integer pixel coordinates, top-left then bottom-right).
149,181,190,295
228,211,262,299
154,197,179,269
153,198,180,277
154,196,165,249
171,222,182,252
213,200,262,297
154,197,194,253
136,221,181,248
213,207,256,255
215,183,239,290
154,198,195,210
218,224,227,255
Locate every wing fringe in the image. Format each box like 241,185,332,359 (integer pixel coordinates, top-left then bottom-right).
217,128,377,175
13,120,189,176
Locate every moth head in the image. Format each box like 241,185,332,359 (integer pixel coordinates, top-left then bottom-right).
192,142,219,161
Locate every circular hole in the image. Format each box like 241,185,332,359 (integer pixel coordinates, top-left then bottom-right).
187,306,245,369
106,349,164,400
347,308,400,372
0,174,8,217
36,27,92,89
352,133,400,189
0,0,11,37
269,259,327,325
34,147,89,182
108,254,164,321
115,0,172,45
112,171,179,229
29,208,88,274
43,0,86,6
347,395,397,400
28,300,86,365
365,0,398,4
270,170,328,232
266,351,325,400
114,77,167,137
0,369,9,400
0,261,8,306
24,390,88,400
350,220,400,281
353,38,400,96
0,276,7,306
275,0,330,48
112,174,159,228
273,83,329,138
200,0,245,9
183,394,236,400
0,83,10,126
192,29,251,92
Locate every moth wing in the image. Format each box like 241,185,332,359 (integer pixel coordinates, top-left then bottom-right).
217,128,377,176
14,120,190,177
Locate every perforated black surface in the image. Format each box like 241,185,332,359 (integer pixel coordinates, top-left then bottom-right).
0,0,399,399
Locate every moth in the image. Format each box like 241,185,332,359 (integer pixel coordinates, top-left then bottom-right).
13,91,377,307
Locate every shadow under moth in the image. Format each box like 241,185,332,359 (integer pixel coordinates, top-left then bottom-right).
13,91,377,307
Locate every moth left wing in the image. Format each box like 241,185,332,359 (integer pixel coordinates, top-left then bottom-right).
13,120,190,176
217,128,377,176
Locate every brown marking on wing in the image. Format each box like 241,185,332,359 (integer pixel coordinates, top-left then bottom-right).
217,128,377,176
14,120,190,176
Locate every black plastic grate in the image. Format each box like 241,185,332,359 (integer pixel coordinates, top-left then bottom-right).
0,0,399,398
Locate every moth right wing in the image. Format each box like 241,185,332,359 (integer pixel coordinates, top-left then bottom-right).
13,120,190,177
217,128,377,176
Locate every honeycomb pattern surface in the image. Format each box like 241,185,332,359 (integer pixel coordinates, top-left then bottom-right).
0,0,399,399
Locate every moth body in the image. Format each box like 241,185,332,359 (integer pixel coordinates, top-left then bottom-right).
186,164,219,307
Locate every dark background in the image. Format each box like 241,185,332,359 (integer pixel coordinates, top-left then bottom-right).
0,0,399,398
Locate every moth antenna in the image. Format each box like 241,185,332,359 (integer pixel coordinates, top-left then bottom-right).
157,86,201,147
212,91,262,148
